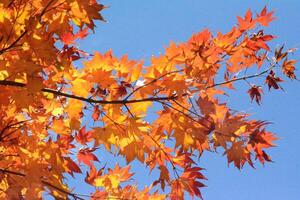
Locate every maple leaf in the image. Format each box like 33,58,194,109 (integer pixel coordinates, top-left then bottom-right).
172,152,195,168
170,167,206,200
120,141,146,163
157,165,170,191
248,129,277,164
92,105,101,121
92,164,134,189
75,126,93,145
57,134,76,150
248,85,263,105
71,77,92,97
237,9,255,31
75,27,89,39
265,70,283,90
61,27,89,45
110,164,134,183
246,38,270,51
181,167,206,180
225,141,252,169
256,6,275,26
249,128,277,148
61,32,76,45
85,165,104,185
170,180,184,200
77,147,99,166
282,59,297,79
0,3,297,199
64,157,82,177
114,81,132,97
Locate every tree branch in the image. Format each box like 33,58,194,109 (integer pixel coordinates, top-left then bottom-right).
0,80,179,104
0,168,85,200
0,30,27,55
206,62,276,89
0,168,25,177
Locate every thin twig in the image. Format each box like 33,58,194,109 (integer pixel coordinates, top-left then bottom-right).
171,99,201,118
124,70,183,101
158,100,210,130
206,62,276,89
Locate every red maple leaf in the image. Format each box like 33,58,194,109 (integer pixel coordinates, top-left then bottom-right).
265,70,283,90
77,147,99,166
65,157,82,177
248,85,263,105
92,105,101,121
76,126,93,145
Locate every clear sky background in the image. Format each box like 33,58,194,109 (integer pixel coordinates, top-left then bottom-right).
69,1,300,199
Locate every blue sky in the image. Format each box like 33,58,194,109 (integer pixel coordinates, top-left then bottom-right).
68,1,300,199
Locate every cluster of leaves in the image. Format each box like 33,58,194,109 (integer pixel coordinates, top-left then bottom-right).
0,1,297,199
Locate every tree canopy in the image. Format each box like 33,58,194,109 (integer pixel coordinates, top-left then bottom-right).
0,1,297,199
